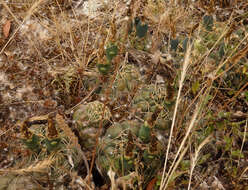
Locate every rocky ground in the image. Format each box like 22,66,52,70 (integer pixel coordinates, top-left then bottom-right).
0,0,248,189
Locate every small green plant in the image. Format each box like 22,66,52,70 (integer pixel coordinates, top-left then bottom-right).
170,38,179,51
20,120,41,153
106,43,119,62
97,63,112,75
203,15,214,31
134,17,148,38
17,113,84,185
96,119,164,188
97,43,118,75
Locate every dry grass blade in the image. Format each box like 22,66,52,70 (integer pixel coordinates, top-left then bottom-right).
165,144,189,189
160,44,192,190
56,113,90,175
230,43,248,64
161,76,213,189
0,0,45,54
0,156,54,175
214,32,248,80
238,119,247,167
239,167,248,181
75,175,94,190
161,103,200,190
187,135,213,190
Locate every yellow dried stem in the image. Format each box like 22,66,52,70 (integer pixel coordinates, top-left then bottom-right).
55,114,90,175
47,113,58,139
0,156,54,175
20,120,32,139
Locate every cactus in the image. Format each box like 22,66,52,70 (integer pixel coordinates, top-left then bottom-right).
73,101,111,149
106,43,119,62
134,17,148,38
20,120,41,153
96,120,164,188
97,63,112,75
16,113,83,186
113,64,141,95
73,100,111,128
203,15,214,31
132,84,168,113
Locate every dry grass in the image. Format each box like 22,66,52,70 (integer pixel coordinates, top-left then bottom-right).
0,155,54,175
0,0,248,189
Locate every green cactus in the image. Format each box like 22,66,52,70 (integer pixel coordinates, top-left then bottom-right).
97,63,112,75
44,138,61,152
138,122,151,143
113,64,141,95
134,17,148,38
73,100,111,128
96,120,164,188
132,84,168,113
20,120,41,153
106,43,119,62
16,114,84,186
203,15,214,31
73,101,111,149
21,134,41,153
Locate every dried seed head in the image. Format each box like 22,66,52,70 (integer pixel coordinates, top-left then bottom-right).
47,113,58,139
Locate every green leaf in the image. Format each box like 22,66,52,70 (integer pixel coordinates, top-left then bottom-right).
106,44,118,62
199,94,212,112
44,138,61,152
219,42,225,58
231,150,244,158
97,63,111,75
205,125,214,136
192,81,200,95
180,160,190,170
194,39,207,55
198,153,211,165
22,134,41,153
245,91,248,101
203,15,214,31
138,124,151,143
135,21,148,38
170,38,179,51
224,136,232,151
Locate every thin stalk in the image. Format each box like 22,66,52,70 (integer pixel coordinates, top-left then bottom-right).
160,44,192,190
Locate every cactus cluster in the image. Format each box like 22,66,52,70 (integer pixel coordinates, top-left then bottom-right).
14,113,83,186
96,119,164,188
73,101,111,149
112,63,141,97
72,80,170,188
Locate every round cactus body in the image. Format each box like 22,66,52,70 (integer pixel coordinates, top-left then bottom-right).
113,64,141,95
96,120,164,187
132,84,167,114
73,101,111,149
13,114,84,187
73,100,111,128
